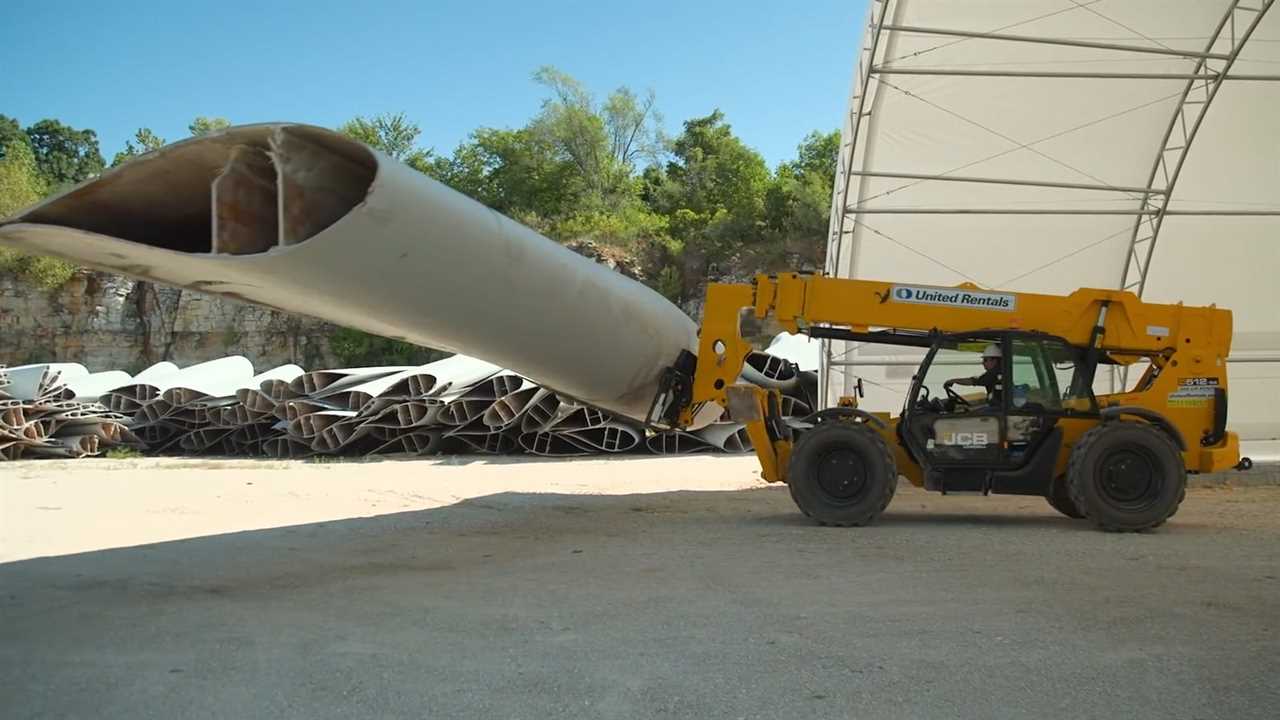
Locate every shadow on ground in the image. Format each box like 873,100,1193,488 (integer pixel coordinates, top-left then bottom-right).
3,484,1278,720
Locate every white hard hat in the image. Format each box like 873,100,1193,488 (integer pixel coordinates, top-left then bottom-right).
982,343,1002,359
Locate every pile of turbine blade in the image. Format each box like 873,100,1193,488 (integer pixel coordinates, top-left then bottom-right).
2,346,818,462
0,363,142,460
117,357,313,457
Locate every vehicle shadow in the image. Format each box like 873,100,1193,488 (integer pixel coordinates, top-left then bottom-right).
3,479,1216,606
746,507,1091,531
878,510,1086,529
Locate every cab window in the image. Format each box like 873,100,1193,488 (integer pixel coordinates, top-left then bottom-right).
1009,337,1097,415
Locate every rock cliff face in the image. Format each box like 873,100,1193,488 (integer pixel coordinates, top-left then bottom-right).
1,271,339,372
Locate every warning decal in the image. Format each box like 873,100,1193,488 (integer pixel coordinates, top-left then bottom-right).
1168,383,1216,408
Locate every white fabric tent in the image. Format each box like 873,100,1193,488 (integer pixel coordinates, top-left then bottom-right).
823,0,1279,444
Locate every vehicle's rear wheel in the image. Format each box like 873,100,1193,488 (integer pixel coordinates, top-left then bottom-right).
1046,475,1085,519
1067,421,1186,532
786,422,896,526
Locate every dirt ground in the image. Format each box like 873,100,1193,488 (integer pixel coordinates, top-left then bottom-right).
2,455,1279,719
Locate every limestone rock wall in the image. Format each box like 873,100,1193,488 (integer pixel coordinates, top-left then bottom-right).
0,271,339,372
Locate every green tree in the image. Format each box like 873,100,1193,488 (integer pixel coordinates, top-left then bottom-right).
188,116,231,136
434,127,578,220
530,67,612,202
645,110,770,301
529,66,663,208
340,112,418,159
111,127,167,167
432,67,672,253
603,86,664,176
338,112,435,174
762,130,838,271
0,115,29,161
0,136,44,217
662,110,769,220
0,138,75,287
551,200,668,249
442,130,668,252
781,129,840,182
24,119,105,189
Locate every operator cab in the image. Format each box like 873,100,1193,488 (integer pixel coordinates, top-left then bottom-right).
900,332,1099,495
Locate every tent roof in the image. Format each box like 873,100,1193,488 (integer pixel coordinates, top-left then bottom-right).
829,0,1278,292
823,0,1279,438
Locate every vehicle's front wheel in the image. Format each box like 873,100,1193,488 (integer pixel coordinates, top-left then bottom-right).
786,422,897,526
1067,422,1186,532
1046,475,1085,519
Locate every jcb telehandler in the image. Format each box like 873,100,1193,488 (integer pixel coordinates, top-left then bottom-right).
649,273,1240,532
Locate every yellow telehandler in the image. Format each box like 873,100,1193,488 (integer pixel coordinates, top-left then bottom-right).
649,273,1240,532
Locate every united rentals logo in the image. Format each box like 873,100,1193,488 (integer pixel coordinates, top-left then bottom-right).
890,285,1017,312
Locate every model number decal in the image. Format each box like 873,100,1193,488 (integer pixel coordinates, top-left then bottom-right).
1179,377,1220,387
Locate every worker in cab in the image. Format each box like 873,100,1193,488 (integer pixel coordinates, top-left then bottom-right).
944,343,1003,407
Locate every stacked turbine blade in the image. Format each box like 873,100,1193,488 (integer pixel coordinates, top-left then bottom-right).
0,364,139,460
115,359,308,457
4,341,819,461
4,363,90,403
116,356,247,454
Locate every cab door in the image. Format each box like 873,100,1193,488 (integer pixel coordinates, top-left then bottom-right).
988,335,1097,495
900,336,1009,491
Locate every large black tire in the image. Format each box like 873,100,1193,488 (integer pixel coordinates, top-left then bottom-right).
786,422,897,526
1046,475,1085,519
1067,422,1187,532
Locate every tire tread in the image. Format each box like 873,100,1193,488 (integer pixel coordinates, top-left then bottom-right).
787,422,897,527
1067,421,1186,532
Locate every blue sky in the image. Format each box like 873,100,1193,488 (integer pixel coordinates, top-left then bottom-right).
1,0,869,169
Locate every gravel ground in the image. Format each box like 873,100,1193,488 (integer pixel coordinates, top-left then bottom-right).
2,455,1278,719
